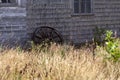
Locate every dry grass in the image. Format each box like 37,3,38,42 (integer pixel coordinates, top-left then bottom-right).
0,44,120,80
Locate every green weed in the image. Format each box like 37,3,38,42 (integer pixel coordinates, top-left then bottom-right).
105,30,120,62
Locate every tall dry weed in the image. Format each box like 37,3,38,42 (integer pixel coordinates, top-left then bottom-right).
0,44,120,80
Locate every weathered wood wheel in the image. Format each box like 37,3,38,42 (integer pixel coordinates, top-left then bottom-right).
32,26,63,45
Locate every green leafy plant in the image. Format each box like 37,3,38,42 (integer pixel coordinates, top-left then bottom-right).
105,30,120,62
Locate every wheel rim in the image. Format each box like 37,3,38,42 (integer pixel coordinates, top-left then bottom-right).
32,26,63,44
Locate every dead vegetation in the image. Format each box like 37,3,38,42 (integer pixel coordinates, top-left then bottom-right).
0,44,120,80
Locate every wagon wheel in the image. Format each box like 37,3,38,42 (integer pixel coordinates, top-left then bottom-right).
32,26,63,45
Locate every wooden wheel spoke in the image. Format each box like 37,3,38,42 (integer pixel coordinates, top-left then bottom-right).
52,35,60,39
49,30,54,38
52,37,59,42
35,34,42,39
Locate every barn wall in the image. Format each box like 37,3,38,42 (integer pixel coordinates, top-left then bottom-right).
69,0,120,43
94,0,120,33
27,0,120,44
27,0,73,43
0,7,27,46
